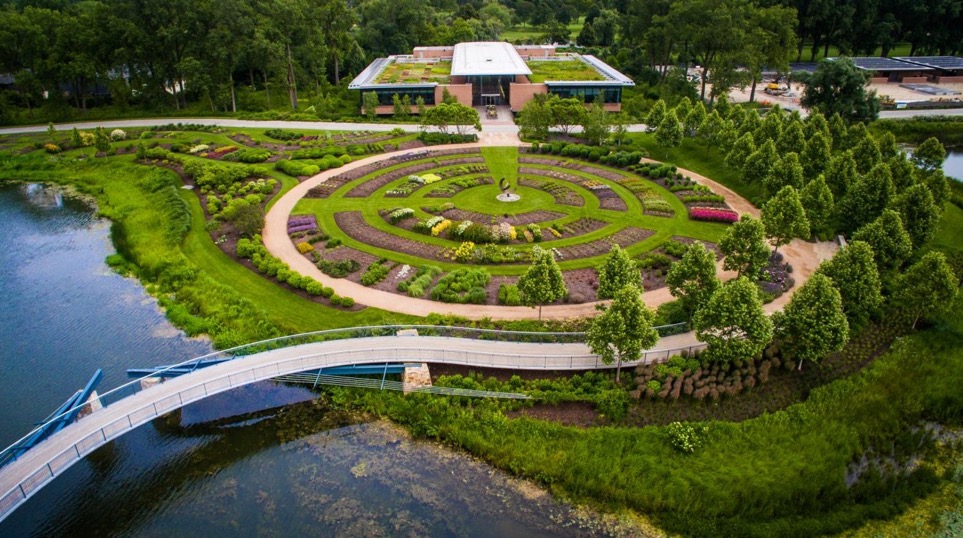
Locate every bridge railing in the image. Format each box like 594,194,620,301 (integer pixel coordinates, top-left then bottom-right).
0,322,689,469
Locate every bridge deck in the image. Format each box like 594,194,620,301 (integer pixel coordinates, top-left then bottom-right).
0,333,701,522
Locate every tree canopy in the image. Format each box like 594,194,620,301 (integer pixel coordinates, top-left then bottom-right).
517,246,567,321
719,215,771,279
665,241,721,321
799,57,881,124
694,277,774,364
597,244,641,300
773,273,849,370
587,285,659,383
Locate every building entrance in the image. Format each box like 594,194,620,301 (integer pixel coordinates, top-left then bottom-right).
470,75,511,106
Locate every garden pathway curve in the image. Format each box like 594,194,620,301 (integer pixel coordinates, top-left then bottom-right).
263,146,835,319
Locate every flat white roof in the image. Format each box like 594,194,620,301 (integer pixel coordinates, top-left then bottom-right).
451,42,532,77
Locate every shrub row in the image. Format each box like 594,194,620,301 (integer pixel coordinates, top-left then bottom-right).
398,265,442,297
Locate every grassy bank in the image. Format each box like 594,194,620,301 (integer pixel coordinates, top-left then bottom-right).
870,116,963,148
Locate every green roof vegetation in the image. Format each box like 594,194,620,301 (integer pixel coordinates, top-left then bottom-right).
377,61,451,84
526,59,605,83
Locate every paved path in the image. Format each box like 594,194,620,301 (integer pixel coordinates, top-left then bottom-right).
0,332,702,523
264,147,834,319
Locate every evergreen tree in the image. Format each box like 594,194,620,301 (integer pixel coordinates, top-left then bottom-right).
816,241,882,330
694,277,774,364
666,241,721,321
773,273,848,370
587,284,659,383
719,215,771,279
893,183,941,248
852,209,912,271
518,246,567,321
596,244,641,300
800,175,835,237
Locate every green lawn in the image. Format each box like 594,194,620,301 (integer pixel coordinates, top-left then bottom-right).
500,18,584,43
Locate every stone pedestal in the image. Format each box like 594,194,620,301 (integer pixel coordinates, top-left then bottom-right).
402,364,432,394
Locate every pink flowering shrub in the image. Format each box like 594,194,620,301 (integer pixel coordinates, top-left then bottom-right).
688,207,739,223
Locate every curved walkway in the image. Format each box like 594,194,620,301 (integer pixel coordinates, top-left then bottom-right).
265,147,835,319
0,332,700,523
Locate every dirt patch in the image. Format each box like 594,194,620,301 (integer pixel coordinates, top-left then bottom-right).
335,211,445,261
557,226,654,261
508,401,600,427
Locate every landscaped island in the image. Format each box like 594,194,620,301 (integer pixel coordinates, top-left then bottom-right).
0,105,961,537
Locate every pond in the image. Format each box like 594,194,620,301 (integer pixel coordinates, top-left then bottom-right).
0,183,622,536
944,151,962,181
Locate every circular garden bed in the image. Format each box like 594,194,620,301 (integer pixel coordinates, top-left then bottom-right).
285,147,733,307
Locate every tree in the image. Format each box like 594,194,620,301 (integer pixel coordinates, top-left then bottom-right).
852,209,912,271
548,96,586,135
392,93,408,119
754,110,783,145
922,169,951,209
694,277,773,364
362,91,379,120
666,241,721,321
804,111,831,142
416,96,426,116
838,163,894,233
581,100,610,146
851,136,881,174
893,252,959,329
697,110,724,146
912,137,946,173
776,121,805,155
742,139,777,186
773,273,848,370
576,20,597,46
801,131,831,181
645,99,667,132
70,127,82,150
517,95,552,140
655,109,684,150
724,132,755,172
824,150,858,200
800,57,880,123
684,101,707,137
587,285,659,383
764,152,805,196
816,240,882,329
893,183,941,249
421,102,481,135
94,126,110,155
799,175,835,237
517,246,567,321
719,215,770,279
597,244,641,300
761,186,810,252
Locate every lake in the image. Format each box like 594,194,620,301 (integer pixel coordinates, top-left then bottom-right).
0,183,619,536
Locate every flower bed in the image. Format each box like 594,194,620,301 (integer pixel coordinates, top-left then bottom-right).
288,214,318,234
688,207,739,223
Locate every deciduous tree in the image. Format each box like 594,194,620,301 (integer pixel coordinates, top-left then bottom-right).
666,241,721,321
816,240,882,329
893,252,959,329
851,209,912,271
800,57,880,123
719,215,770,279
587,285,659,383
597,244,641,300
761,186,810,251
799,175,835,237
518,246,567,321
893,183,941,249
773,273,848,370
694,277,773,364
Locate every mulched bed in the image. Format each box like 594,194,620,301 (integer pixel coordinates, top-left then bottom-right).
335,211,445,261
593,188,628,211
439,208,566,226
519,157,629,182
507,401,600,427
556,226,654,261
423,176,494,198
344,157,485,198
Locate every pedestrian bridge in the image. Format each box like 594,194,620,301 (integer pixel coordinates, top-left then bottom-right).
0,324,701,523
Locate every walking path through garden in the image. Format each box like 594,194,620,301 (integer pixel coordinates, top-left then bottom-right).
264,141,835,320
